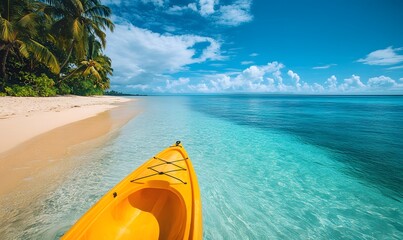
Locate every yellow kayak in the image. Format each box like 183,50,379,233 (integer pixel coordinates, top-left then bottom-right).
62,141,202,239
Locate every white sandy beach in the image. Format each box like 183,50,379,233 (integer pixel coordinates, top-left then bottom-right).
0,95,139,237
0,95,136,197
0,96,131,153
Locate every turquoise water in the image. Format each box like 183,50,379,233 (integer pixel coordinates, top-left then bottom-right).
15,96,403,239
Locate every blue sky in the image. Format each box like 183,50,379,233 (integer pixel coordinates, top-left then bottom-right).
103,0,403,94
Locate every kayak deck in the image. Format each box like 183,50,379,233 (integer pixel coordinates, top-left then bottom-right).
62,142,202,240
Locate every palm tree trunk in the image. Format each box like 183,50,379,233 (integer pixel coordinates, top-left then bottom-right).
60,42,74,73
0,48,10,92
62,68,79,80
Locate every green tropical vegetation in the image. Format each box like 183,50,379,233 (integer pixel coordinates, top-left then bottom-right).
0,0,114,96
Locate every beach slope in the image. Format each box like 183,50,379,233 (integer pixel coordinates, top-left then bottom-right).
0,96,131,153
0,96,136,196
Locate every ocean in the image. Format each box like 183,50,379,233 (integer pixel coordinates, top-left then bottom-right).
10,95,403,239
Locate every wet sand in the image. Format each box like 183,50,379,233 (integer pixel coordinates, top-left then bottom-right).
0,96,131,153
0,97,139,237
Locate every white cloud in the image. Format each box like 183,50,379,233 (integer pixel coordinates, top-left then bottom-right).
210,63,225,67
164,77,191,92
199,0,217,16
162,25,178,32
323,75,402,93
158,62,317,93
367,76,397,88
168,3,198,13
188,83,210,93
141,0,166,7
166,77,190,89
154,64,403,94
210,74,237,91
358,46,403,66
313,64,336,69
127,84,150,91
313,83,325,92
345,75,365,87
386,65,403,70
266,77,275,85
241,61,254,65
242,65,266,81
105,22,222,87
266,61,286,90
104,24,403,94
215,0,253,26
287,70,301,89
339,75,366,92
249,53,258,57
325,75,337,91
110,0,252,27
323,75,403,93
188,3,198,12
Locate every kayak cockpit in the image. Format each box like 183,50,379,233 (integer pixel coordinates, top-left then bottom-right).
83,185,187,239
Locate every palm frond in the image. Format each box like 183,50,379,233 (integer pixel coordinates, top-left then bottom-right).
17,13,39,36
52,18,72,39
90,23,106,47
27,39,60,74
18,13,37,28
16,40,29,58
91,15,114,31
89,66,101,80
42,0,61,6
72,18,83,41
86,0,102,6
82,65,91,76
95,55,112,75
43,5,65,19
0,17,15,42
93,60,102,70
63,64,86,80
85,5,112,18
86,34,102,58
72,0,84,14
73,38,86,60
46,33,57,44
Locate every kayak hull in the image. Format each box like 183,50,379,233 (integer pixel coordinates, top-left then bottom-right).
62,142,202,240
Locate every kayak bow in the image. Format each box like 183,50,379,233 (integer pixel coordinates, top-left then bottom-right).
62,141,202,240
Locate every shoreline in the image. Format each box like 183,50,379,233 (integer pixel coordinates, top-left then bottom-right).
0,96,139,232
0,96,132,154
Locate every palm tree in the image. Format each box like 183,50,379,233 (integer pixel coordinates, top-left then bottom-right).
43,0,114,72
79,55,112,89
0,0,60,90
85,34,113,81
64,35,112,89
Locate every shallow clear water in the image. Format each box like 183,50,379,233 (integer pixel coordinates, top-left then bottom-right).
11,96,403,239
